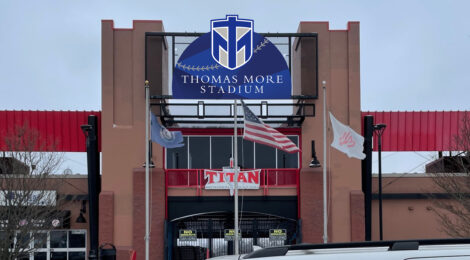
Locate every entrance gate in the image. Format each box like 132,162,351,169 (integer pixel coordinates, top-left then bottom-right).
170,212,298,258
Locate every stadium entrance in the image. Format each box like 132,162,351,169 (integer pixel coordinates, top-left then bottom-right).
169,212,298,258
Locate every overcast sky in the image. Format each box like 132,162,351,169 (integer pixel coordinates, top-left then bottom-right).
1,0,469,174
1,0,469,111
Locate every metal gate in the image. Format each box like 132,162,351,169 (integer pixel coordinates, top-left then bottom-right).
170,212,298,258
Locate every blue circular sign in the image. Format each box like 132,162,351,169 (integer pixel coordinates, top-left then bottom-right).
172,30,292,99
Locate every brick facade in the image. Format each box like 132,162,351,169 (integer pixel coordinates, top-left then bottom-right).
99,191,114,245
133,168,166,259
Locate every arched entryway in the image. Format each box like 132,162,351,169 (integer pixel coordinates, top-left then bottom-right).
168,211,298,258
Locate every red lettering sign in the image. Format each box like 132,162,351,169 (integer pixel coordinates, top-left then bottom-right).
247,171,259,184
204,169,261,193
205,170,217,184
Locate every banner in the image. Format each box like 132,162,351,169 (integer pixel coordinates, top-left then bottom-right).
204,168,261,195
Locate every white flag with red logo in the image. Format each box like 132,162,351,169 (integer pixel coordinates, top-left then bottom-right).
329,112,366,160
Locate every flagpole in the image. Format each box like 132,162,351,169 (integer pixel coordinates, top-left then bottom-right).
322,80,328,244
233,99,239,255
145,80,150,260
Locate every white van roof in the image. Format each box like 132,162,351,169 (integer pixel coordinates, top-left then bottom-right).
208,239,470,260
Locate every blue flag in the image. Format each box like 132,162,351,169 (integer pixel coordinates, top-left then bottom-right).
150,112,184,148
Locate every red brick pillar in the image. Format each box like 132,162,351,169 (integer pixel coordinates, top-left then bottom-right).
133,168,166,259
99,191,114,245
350,190,365,241
299,168,324,243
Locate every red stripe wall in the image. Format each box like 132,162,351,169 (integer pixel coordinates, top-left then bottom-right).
362,111,470,152
0,111,101,152
1,110,468,152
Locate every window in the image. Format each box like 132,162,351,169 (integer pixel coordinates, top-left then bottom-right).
18,254,31,260
34,232,47,248
211,137,232,169
189,137,210,169
255,143,276,168
276,136,299,168
50,231,67,248
50,252,67,260
0,231,14,248
68,231,85,248
68,252,86,260
17,232,31,250
237,137,254,169
33,252,46,260
9,229,87,260
166,137,188,169
166,135,299,169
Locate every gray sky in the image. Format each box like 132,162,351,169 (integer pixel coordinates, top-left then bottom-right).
1,0,469,174
0,0,469,111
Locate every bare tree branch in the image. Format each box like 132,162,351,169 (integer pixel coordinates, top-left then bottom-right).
0,124,68,259
430,113,470,237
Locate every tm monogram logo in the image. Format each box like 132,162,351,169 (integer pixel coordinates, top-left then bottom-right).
339,131,356,148
211,15,253,70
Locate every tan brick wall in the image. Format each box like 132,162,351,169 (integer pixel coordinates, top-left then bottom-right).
101,19,166,249
295,21,362,242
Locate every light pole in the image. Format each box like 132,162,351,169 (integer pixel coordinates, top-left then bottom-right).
373,123,386,241
81,115,100,260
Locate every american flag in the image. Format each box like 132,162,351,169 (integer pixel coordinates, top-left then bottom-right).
242,101,300,154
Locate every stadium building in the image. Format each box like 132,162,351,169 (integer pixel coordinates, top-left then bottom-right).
1,18,469,260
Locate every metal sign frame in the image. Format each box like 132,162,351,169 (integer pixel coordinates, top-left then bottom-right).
145,32,318,127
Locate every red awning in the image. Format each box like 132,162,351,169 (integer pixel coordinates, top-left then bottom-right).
0,110,101,152
362,111,470,151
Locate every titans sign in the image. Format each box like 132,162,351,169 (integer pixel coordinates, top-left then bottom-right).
211,15,253,70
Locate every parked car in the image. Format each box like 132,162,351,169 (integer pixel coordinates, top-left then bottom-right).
208,239,470,259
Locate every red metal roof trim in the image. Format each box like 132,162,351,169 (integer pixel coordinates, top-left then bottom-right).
2,110,469,152
0,111,101,152
362,111,470,152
